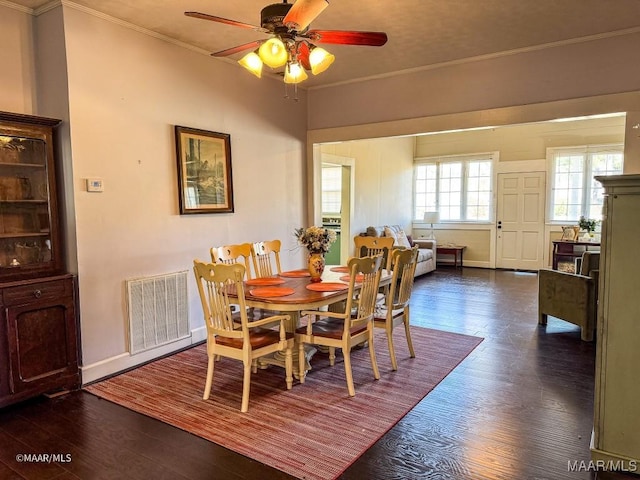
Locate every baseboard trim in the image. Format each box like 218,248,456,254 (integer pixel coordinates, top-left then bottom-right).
81,326,207,385
590,431,639,472
436,260,490,269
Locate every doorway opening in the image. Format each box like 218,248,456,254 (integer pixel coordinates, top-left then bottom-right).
313,153,355,263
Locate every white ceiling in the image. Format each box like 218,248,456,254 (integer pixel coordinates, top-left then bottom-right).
11,0,640,88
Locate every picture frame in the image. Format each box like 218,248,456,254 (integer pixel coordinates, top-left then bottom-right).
560,225,579,241
175,126,234,214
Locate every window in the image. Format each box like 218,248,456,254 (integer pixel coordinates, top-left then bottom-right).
321,165,342,214
414,153,495,221
548,145,623,222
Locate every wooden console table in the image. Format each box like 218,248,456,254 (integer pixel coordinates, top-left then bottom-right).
552,240,600,270
436,245,466,269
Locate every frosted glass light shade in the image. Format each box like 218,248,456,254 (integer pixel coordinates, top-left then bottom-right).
258,38,288,68
238,51,263,78
284,62,308,84
309,47,335,75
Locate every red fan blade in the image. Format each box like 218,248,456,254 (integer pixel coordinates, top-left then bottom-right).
185,11,265,32
297,42,311,70
307,30,388,46
212,41,262,57
283,0,328,31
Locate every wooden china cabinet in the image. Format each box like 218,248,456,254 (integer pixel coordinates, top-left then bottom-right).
0,111,80,408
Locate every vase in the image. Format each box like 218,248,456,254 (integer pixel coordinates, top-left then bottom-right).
308,252,325,283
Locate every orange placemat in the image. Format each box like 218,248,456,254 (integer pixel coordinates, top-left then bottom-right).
306,282,350,292
340,274,365,283
246,278,285,286
330,266,350,273
279,269,311,278
249,287,295,298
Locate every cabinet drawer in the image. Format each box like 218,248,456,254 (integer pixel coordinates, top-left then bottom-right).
2,279,71,306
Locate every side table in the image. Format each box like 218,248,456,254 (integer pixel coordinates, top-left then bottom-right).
436,245,466,269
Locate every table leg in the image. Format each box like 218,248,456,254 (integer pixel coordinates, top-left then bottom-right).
257,310,317,379
260,345,317,379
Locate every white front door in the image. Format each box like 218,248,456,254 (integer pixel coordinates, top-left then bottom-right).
496,172,546,270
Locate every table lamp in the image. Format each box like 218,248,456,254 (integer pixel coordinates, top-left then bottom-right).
423,211,440,240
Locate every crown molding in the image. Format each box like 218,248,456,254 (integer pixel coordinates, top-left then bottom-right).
309,25,640,91
0,0,33,14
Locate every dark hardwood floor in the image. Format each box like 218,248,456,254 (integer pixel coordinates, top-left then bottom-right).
0,268,637,479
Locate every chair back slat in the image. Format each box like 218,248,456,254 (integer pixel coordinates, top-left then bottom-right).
210,243,253,279
251,240,282,278
390,247,419,308
353,236,395,270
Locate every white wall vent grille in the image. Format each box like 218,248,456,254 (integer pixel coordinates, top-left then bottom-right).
126,270,189,355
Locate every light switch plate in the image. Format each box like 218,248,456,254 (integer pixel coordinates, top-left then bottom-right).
86,178,104,192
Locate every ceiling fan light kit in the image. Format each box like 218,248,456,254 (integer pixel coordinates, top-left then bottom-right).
237,51,263,78
258,38,288,68
309,46,334,75
186,0,387,93
284,62,308,84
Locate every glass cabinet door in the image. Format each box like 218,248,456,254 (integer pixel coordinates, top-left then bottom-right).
0,117,60,278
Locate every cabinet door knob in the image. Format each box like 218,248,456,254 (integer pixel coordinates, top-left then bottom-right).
33,289,42,298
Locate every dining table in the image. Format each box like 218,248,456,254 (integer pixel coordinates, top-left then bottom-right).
229,265,392,376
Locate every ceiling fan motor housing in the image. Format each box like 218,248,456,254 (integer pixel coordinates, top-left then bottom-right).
261,3,292,31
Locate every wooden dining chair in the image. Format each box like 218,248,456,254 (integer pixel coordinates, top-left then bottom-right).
354,235,397,302
251,239,282,278
296,255,384,397
193,260,294,412
210,243,254,280
374,246,419,370
353,235,395,270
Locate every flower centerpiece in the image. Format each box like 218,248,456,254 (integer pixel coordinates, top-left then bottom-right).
294,226,337,282
578,216,599,235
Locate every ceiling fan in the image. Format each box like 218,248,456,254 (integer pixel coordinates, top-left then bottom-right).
185,0,388,85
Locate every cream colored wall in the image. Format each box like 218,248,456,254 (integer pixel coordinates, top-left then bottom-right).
624,112,640,173
414,115,626,161
414,228,491,266
308,32,640,132
0,5,35,113
4,4,308,379
319,136,414,252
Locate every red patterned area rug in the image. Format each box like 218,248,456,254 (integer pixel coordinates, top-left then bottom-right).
85,327,482,480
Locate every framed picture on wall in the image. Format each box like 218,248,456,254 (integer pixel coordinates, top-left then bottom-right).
175,125,234,214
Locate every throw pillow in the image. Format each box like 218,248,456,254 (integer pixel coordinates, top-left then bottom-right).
395,229,412,248
384,226,412,248
383,226,399,244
